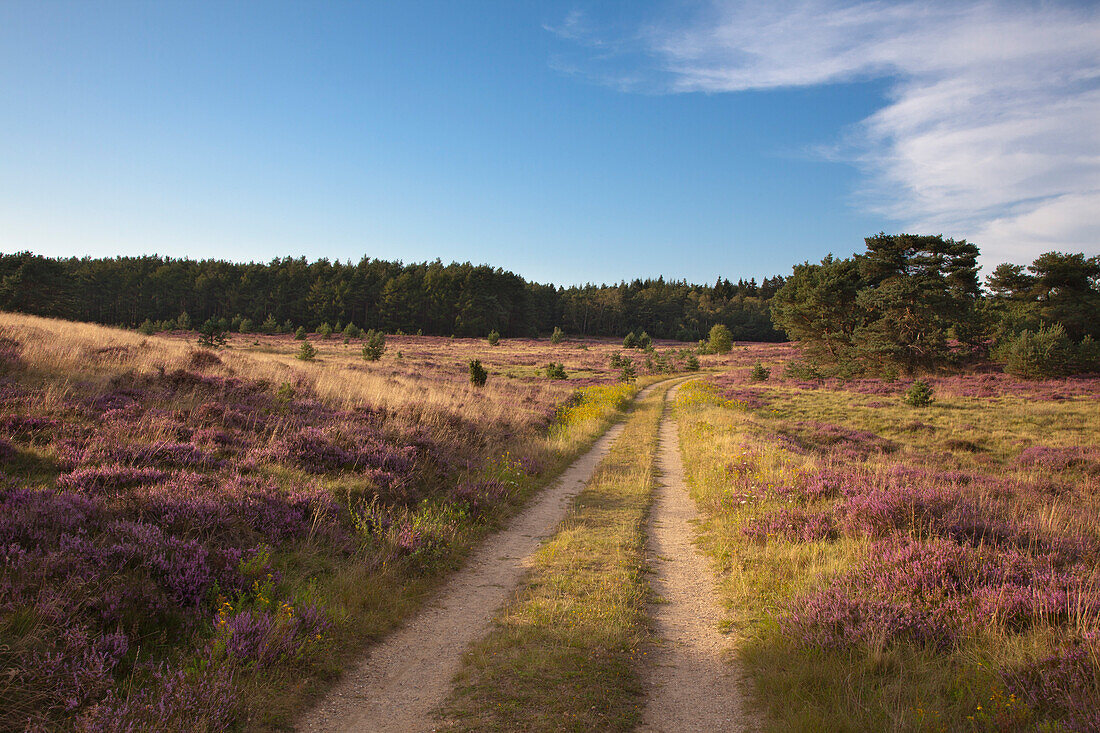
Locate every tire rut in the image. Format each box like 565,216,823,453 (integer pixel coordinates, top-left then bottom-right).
639,381,752,732
297,379,672,733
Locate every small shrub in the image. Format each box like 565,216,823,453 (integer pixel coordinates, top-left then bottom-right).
609,352,626,368
619,361,637,383
469,360,488,386
294,326,307,340
550,326,565,344
197,320,229,349
784,359,824,380
707,324,733,354
486,330,501,346
176,311,192,330
137,319,156,335
343,322,361,339
317,322,333,339
750,363,770,381
296,342,317,361
637,331,652,349
685,354,700,371
279,319,294,334
904,379,934,407
545,362,567,380
623,331,639,349
999,323,1074,379
361,329,386,361
238,318,253,333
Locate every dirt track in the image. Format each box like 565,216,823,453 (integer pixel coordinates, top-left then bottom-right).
298,381,668,733
639,382,751,732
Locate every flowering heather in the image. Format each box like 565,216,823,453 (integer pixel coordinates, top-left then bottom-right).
1015,445,1100,474
0,314,643,728
1004,632,1100,733
742,506,836,543
782,539,1100,649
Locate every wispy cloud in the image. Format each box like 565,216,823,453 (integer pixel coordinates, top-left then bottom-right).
552,1,1100,266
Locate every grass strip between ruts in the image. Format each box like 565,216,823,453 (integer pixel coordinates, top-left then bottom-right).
437,380,676,731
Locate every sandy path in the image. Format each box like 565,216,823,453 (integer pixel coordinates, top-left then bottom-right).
298,380,669,733
639,382,751,733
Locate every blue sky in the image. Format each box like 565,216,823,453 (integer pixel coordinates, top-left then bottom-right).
1,2,1096,286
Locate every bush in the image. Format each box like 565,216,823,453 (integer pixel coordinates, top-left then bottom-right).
1075,335,1100,373
550,326,565,344
619,360,637,383
296,342,316,361
259,314,278,334
137,319,156,335
685,354,700,371
238,318,253,334
999,324,1074,379
317,322,333,339
637,331,652,349
750,363,770,381
343,322,361,339
784,359,825,381
904,380,934,407
197,319,229,349
176,311,192,331
623,332,639,349
545,362,567,380
469,360,488,386
279,319,294,334
294,326,307,340
707,324,732,354
361,330,386,361
486,330,500,346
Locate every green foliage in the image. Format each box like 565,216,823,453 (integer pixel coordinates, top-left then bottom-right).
986,252,1100,342
609,352,626,368
636,331,652,349
904,379,935,407
549,326,565,344
623,331,639,349
0,252,787,343
468,359,488,387
279,319,294,334
274,381,295,401
545,362,567,380
361,329,386,361
618,360,637,383
317,322,333,339
296,342,316,361
486,330,500,346
707,324,733,354
342,322,361,339
259,314,278,334
238,318,253,334
176,311,192,331
137,319,155,335
197,319,229,349
750,363,770,381
685,353,700,371
294,326,307,340
997,323,1083,379
784,359,824,381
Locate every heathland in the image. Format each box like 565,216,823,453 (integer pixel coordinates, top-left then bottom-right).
1,234,1098,732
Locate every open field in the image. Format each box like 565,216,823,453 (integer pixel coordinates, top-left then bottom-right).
0,313,704,730
3,312,1098,732
676,343,1100,731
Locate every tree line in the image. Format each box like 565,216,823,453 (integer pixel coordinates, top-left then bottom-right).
771,233,1099,377
0,253,785,341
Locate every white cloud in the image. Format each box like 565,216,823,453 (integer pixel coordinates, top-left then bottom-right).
555,1,1100,266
